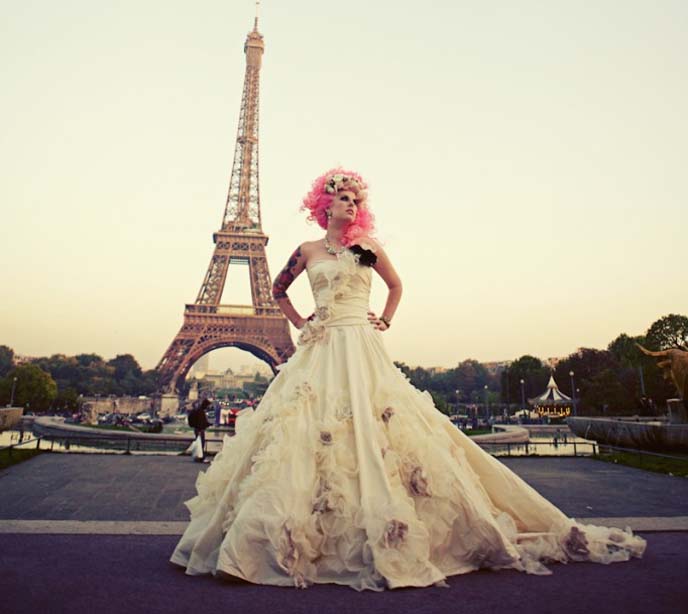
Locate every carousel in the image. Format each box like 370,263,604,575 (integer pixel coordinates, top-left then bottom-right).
528,374,573,422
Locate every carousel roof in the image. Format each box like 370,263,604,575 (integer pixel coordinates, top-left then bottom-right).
528,374,572,406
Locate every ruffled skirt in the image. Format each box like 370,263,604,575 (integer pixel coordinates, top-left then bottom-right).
170,324,647,591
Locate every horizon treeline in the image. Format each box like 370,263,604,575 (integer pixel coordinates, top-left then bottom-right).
1,313,685,414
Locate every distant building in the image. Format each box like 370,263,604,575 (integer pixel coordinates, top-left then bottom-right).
483,361,509,376
236,363,273,377
14,354,37,365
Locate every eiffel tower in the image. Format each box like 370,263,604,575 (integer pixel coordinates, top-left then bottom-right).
156,14,294,393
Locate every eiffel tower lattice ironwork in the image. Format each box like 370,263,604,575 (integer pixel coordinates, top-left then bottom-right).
156,16,295,393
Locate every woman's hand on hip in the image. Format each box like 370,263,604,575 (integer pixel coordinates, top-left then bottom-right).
367,311,389,331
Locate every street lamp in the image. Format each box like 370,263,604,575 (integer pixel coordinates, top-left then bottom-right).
504,364,510,415
569,371,577,417
455,389,460,413
520,378,526,409
9,376,18,407
483,384,489,421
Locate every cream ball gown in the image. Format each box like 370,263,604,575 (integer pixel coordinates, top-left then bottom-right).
170,248,646,591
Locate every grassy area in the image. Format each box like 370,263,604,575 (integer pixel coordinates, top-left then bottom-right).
464,429,493,437
593,451,688,478
0,447,44,471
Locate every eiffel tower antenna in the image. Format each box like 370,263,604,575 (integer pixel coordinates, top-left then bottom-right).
156,11,295,394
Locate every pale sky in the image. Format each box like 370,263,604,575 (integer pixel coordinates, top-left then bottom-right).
1,1,686,373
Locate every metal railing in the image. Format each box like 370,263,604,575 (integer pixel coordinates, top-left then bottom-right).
6,431,685,463
2,433,200,456
0,435,44,457
476,440,598,457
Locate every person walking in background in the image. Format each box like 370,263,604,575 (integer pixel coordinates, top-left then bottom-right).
187,398,211,461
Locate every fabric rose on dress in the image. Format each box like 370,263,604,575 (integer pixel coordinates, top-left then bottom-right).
297,320,329,347
315,305,331,321
408,466,432,497
320,430,333,445
348,243,377,267
383,519,409,548
312,479,334,514
330,250,358,290
563,526,590,558
294,381,316,401
335,403,353,421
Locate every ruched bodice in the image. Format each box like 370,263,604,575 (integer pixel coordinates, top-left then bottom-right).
305,250,373,328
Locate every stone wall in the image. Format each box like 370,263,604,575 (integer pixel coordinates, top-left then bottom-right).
0,407,23,431
81,396,156,417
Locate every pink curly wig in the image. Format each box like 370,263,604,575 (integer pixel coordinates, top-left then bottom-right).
299,167,376,246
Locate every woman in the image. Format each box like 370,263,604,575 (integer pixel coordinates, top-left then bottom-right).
170,168,646,591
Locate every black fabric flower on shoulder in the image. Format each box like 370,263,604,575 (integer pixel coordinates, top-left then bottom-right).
348,244,377,267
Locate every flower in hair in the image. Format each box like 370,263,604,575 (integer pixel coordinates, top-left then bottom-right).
324,174,361,195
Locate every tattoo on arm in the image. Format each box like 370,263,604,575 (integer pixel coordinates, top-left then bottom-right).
272,246,302,299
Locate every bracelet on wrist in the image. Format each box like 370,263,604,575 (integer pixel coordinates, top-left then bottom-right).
379,316,391,328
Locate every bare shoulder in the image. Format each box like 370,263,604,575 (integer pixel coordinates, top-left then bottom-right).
299,240,321,259
299,239,319,252
284,240,307,258
352,236,383,254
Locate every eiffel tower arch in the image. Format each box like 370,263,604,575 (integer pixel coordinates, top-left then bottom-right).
156,15,295,393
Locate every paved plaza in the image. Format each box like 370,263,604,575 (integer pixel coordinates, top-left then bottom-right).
1,453,687,614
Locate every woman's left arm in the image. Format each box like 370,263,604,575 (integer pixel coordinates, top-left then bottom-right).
367,241,402,331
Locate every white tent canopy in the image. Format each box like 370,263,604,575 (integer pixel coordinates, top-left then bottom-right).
528,374,572,406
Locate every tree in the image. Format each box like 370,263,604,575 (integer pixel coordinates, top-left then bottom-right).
605,331,673,410
608,334,647,368
583,369,635,415
500,355,549,405
429,391,451,416
141,369,160,392
29,351,158,397
645,314,688,351
106,354,144,395
76,353,104,368
52,387,80,412
393,360,498,413
453,359,493,399
0,345,14,377
107,354,143,381
0,364,57,411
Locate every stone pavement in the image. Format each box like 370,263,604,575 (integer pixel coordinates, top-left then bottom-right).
2,454,687,522
1,454,687,614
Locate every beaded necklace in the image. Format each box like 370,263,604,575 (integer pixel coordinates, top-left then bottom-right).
324,235,346,255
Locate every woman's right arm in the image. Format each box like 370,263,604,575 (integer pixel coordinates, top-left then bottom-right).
272,243,310,329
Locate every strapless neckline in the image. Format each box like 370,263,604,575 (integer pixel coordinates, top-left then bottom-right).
306,258,341,272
